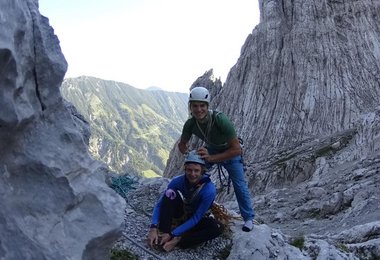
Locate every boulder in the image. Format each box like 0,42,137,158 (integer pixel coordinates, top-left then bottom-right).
0,1,126,259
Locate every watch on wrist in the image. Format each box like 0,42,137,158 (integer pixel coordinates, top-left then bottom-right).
149,224,158,229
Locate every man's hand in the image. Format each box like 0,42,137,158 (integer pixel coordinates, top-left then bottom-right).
159,233,172,246
147,228,159,248
198,138,242,163
178,139,188,154
162,236,181,252
197,147,213,162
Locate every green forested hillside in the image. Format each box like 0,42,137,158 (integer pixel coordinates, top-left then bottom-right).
60,76,188,177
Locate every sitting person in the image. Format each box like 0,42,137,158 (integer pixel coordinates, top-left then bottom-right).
147,150,224,252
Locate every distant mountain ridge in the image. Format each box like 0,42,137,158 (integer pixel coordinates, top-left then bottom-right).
60,76,188,176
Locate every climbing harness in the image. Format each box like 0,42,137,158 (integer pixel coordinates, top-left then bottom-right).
177,181,207,217
215,137,247,194
193,110,248,194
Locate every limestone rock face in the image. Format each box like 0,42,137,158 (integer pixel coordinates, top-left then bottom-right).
190,69,223,102
0,1,125,259
215,0,380,162
165,0,380,259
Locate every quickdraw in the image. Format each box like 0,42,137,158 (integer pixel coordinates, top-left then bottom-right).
217,164,232,194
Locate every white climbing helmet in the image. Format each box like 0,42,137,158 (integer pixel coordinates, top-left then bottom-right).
184,150,205,166
189,87,210,104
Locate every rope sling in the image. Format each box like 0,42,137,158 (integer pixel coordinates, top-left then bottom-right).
194,110,234,194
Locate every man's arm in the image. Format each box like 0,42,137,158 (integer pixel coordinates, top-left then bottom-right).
198,137,241,163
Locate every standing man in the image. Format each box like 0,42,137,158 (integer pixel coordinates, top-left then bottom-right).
178,86,255,232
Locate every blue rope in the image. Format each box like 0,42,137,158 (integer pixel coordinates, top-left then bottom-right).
110,175,138,199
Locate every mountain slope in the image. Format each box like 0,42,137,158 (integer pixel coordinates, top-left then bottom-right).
61,76,188,176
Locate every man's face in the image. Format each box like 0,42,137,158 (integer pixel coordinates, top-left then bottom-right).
190,101,208,120
184,163,203,185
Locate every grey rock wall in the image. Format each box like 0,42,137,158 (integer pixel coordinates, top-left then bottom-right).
0,1,125,259
215,0,380,162
164,0,380,259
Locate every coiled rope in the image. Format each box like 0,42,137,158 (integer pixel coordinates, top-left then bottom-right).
110,175,138,199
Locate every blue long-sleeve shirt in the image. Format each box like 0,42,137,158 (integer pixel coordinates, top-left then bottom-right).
151,173,216,236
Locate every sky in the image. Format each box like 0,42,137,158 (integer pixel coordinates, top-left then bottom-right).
38,0,260,93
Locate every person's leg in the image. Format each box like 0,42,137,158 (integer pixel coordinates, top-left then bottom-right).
178,217,224,248
222,156,255,222
158,189,184,233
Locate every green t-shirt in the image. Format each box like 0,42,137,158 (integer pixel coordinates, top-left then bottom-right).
181,111,237,152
